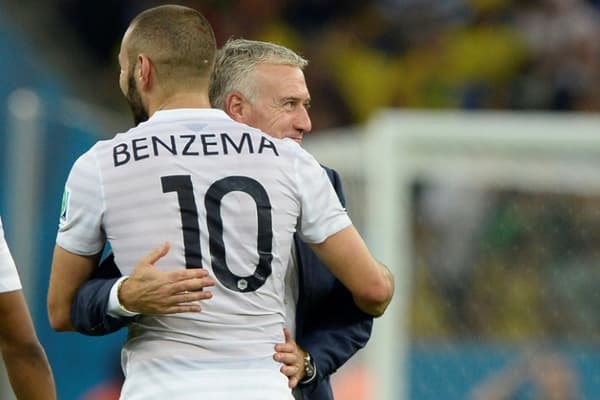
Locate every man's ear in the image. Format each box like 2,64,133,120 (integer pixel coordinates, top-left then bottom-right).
225,92,247,122
137,54,153,91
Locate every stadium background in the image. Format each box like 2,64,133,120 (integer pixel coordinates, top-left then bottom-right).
2,0,600,398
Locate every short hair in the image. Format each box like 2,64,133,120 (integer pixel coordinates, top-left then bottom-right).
125,5,216,87
209,39,308,110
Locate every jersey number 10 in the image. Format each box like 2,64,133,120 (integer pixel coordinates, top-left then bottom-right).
161,174,273,293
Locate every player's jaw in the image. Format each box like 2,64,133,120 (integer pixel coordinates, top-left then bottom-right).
127,74,149,126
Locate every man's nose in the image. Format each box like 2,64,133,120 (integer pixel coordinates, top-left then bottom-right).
294,106,312,133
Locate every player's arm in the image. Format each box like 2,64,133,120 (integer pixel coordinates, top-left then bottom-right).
275,167,374,390
296,152,393,317
302,169,374,388
48,245,101,331
50,149,106,332
0,290,56,399
309,225,394,317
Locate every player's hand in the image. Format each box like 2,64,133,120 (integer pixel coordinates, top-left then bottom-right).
274,328,305,388
119,242,216,314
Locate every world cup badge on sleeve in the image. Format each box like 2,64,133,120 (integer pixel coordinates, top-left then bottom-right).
60,187,70,222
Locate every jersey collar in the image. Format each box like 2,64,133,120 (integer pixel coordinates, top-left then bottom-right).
148,108,232,123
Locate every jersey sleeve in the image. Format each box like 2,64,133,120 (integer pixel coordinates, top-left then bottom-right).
56,148,106,255
0,218,22,293
294,149,351,244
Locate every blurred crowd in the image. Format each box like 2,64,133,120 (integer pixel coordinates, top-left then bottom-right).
412,185,600,342
45,0,600,131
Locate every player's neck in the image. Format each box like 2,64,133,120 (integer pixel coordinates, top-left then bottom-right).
149,92,212,116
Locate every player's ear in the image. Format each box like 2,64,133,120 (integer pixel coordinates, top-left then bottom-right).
137,54,153,90
225,91,247,122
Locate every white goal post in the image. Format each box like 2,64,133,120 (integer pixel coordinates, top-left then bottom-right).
303,110,600,400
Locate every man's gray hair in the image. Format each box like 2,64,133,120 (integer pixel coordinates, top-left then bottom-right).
209,38,308,110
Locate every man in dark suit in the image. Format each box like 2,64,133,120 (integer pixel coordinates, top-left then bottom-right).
70,39,376,400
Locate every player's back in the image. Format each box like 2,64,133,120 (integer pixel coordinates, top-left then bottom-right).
95,109,299,355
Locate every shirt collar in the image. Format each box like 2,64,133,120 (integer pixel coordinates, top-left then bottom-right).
148,108,232,123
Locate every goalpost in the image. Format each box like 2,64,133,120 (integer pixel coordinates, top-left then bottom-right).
303,110,600,400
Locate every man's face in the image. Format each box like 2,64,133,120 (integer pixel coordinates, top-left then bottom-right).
118,37,149,126
242,64,312,144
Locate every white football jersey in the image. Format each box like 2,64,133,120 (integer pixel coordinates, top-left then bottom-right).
0,217,22,293
56,109,351,399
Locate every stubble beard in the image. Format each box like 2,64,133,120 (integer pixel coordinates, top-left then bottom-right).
127,74,149,126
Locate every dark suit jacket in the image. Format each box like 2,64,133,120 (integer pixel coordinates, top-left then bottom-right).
70,166,373,400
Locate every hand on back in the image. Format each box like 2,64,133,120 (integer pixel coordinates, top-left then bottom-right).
119,242,216,315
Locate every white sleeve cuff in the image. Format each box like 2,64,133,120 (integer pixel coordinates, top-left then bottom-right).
107,276,139,318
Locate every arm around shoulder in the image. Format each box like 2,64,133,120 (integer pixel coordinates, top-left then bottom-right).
310,225,394,317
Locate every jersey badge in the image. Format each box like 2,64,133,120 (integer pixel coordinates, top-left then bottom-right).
60,187,70,222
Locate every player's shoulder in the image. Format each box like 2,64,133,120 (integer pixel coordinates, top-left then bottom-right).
68,127,131,171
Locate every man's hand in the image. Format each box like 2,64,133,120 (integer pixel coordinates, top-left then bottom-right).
119,242,216,314
274,328,306,388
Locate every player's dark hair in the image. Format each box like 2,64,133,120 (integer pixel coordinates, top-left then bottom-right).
126,4,216,84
